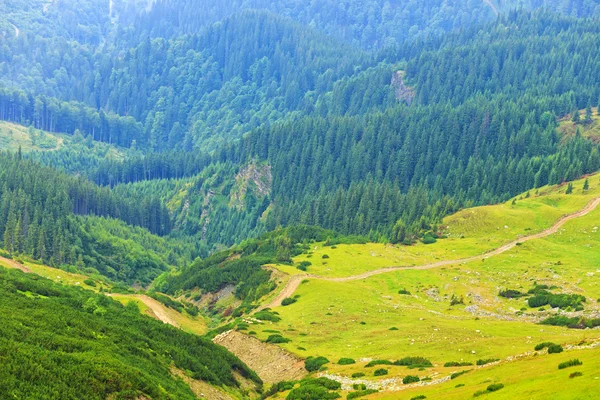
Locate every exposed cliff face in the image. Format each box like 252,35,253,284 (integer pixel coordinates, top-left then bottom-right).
391,70,415,105
230,161,272,210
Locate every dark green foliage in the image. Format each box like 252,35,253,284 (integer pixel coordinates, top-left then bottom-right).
398,288,411,295
394,357,433,368
389,327,399,330
411,396,427,400
498,289,526,299
451,370,471,379
347,390,378,399
148,292,185,312
558,359,582,369
476,358,500,366
450,295,465,306
527,292,585,309
402,375,420,384
297,261,312,271
445,361,474,367
83,279,96,287
569,372,583,378
305,356,329,372
540,315,600,329
548,344,564,354
351,372,365,378
281,297,298,306
374,369,388,376
266,334,291,344
254,310,282,323
338,358,356,365
534,342,555,351
262,380,296,398
474,383,504,397
286,384,340,400
0,269,260,399
365,360,393,367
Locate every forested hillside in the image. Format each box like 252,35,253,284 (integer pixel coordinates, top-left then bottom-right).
0,1,600,301
0,268,261,399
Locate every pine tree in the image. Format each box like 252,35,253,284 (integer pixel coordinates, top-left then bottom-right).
572,108,581,124
585,103,593,124
565,182,574,194
583,178,589,191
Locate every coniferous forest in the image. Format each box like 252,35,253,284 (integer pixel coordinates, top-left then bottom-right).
2,0,600,398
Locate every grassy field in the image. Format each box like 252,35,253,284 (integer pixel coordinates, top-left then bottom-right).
256,174,600,399
558,107,600,143
282,172,600,279
0,120,126,159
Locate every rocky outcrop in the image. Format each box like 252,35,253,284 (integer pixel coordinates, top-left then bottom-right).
391,71,415,105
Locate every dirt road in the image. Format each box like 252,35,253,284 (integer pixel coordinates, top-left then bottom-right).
108,294,180,327
0,255,31,273
261,196,600,309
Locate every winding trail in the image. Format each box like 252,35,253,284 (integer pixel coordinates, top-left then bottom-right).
261,196,600,310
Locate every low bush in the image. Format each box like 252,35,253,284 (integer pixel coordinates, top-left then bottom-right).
569,371,583,378
351,372,365,378
398,288,411,295
254,310,281,322
547,344,563,354
450,370,471,379
394,357,433,368
402,375,420,384
266,334,291,344
286,383,340,400
83,279,96,287
347,389,378,399
297,261,312,271
305,356,329,372
474,383,504,397
534,342,555,351
528,293,586,309
541,315,600,329
322,254,330,259
389,327,399,331
374,369,388,376
444,361,473,367
558,359,582,370
450,294,464,306
305,377,341,390
352,384,366,390
365,360,392,367
498,289,525,298
411,396,426,400
476,358,499,366
281,297,297,306
338,358,356,365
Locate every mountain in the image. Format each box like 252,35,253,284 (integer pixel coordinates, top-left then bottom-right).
2,0,600,398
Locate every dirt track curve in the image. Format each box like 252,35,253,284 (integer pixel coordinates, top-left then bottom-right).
261,196,600,310
0,256,31,273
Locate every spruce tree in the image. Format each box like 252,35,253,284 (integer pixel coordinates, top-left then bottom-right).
565,183,574,194
585,103,593,124
583,178,589,191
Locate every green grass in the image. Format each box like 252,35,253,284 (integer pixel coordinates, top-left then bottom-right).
254,174,600,398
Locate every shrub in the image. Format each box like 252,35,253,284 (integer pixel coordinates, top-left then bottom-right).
569,372,583,378
451,370,471,379
547,344,563,354
266,334,291,344
306,377,341,390
374,369,388,376
338,358,356,365
411,396,427,400
450,294,464,306
281,297,298,306
287,384,340,400
297,261,312,271
305,356,329,372
352,384,366,390
347,390,378,399
254,310,281,322
322,254,330,259
351,372,365,378
365,360,393,367
398,288,411,295
444,361,473,367
456,384,465,388
534,342,555,351
528,293,586,309
498,289,525,298
476,358,499,366
558,359,582,369
394,357,433,368
83,279,96,287
473,383,504,397
403,375,420,384
541,315,600,329
389,327,399,331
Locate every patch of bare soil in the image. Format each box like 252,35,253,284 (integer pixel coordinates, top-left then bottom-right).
213,330,306,384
